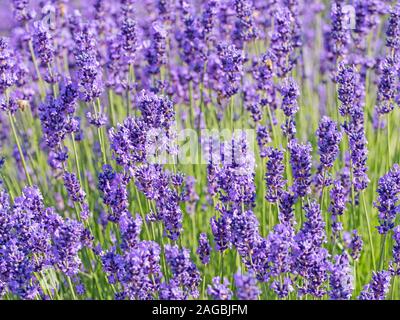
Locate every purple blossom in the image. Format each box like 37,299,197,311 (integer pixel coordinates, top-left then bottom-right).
210,214,232,252
375,57,398,115
197,233,211,265
288,140,312,198
329,254,353,300
234,271,260,300
265,147,286,203
74,24,103,102
63,171,85,204
165,244,201,299
359,270,391,300
386,4,400,51
375,164,400,234
0,38,16,97
316,116,342,169
207,277,233,300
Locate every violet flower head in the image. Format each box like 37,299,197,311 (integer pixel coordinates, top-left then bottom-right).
293,200,330,298
271,277,294,299
316,116,342,169
165,244,201,299
137,90,175,129
386,4,400,51
391,226,400,275
330,0,351,58
266,223,294,279
32,22,55,65
207,277,233,300
74,24,104,102
232,0,257,46
230,209,260,259
347,230,363,261
217,43,243,99
280,77,299,117
119,213,143,250
234,271,260,300
256,125,272,158
63,171,86,204
278,191,296,226
288,140,312,198
0,38,16,96
329,254,353,300
265,147,286,203
329,180,347,236
359,270,391,300
374,164,400,234
197,233,211,265
11,0,35,23
210,214,232,252
145,21,167,75
376,56,397,115
120,10,137,65
98,165,129,223
270,5,297,77
201,0,219,40
336,63,363,117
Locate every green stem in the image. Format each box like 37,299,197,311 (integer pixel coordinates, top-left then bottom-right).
8,112,33,186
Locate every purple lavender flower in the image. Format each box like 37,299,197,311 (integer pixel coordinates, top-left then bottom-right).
271,277,294,299
329,180,347,236
329,254,353,300
207,277,233,300
120,7,137,65
119,213,142,250
98,165,129,222
216,43,243,99
165,244,201,299
51,218,87,277
197,233,211,265
375,164,400,234
336,63,363,117
11,0,35,23
256,125,271,158
63,171,85,204
330,0,351,59
145,22,167,75
74,24,103,102
278,191,296,226
386,4,400,51
201,0,218,40
293,200,331,298
210,214,232,252
232,0,257,47
159,279,186,300
0,38,16,97
265,147,286,203
359,270,391,300
266,223,294,279
110,240,162,300
393,226,400,266
288,140,312,198
270,6,297,77
230,209,260,260
347,230,363,261
280,77,299,117
32,22,55,65
234,271,261,300
376,57,397,115
316,116,342,169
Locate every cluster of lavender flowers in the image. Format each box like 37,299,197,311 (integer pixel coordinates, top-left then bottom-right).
0,0,400,301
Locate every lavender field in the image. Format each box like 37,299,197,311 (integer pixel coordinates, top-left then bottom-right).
0,0,399,301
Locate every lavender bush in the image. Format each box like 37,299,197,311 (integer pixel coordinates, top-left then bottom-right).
0,0,400,300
